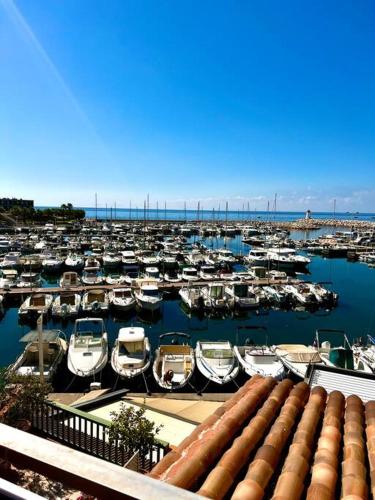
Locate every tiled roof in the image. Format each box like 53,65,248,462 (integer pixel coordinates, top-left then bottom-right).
149,375,374,499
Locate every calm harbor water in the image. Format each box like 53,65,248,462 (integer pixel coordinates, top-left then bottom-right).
1,234,375,386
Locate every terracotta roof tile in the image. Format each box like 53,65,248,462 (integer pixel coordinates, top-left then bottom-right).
150,376,375,499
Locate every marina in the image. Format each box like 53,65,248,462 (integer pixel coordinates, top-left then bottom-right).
1,218,375,392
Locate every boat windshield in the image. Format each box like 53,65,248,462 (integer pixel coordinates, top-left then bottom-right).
143,288,159,297
210,286,224,298
185,269,197,276
75,320,103,336
203,348,233,359
119,341,144,355
234,284,248,297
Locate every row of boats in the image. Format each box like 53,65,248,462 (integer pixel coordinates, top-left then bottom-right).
14,278,338,319
9,320,375,390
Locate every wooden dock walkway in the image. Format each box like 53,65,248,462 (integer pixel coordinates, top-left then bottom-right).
2,277,299,297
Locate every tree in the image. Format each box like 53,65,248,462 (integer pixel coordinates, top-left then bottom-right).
0,373,51,426
108,404,162,455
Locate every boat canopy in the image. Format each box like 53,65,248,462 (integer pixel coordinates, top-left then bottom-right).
119,327,145,343
20,330,61,343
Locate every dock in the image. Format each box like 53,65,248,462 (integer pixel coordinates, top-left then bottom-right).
2,277,299,298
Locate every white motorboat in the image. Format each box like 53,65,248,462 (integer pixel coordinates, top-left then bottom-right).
67,318,108,378
9,329,67,382
52,293,81,318
315,329,372,373
134,283,162,312
179,267,199,282
283,284,317,307
244,248,269,267
275,344,323,379
65,254,84,270
179,286,204,310
111,327,151,379
216,248,237,264
121,250,139,273
163,270,180,283
195,340,239,385
42,256,64,273
17,272,42,288
263,285,288,306
84,256,101,269
267,248,310,271
225,282,259,309
103,252,121,269
201,283,228,310
144,266,162,282
105,273,127,285
199,265,218,281
108,288,136,312
0,269,18,290
82,267,104,285
82,289,109,314
18,293,53,318
153,333,195,390
234,326,285,378
59,271,81,288
0,252,22,270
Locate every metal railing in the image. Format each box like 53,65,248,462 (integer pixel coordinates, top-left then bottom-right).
31,400,169,472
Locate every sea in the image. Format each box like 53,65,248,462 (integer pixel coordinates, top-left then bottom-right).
37,207,375,223
1,230,375,391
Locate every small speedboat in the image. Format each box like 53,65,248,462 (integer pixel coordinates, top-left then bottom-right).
82,289,109,314
134,283,163,312
234,326,285,379
225,282,259,309
65,254,84,270
153,333,195,390
81,267,104,285
18,293,53,318
275,344,323,379
195,340,239,385
67,318,108,378
52,293,81,318
9,329,67,382
179,286,204,310
105,273,127,285
60,271,81,288
108,288,136,312
111,327,151,379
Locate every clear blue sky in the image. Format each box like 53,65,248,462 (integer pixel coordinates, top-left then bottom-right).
1,0,375,211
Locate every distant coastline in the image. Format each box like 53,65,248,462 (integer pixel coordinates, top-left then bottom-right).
36,206,375,223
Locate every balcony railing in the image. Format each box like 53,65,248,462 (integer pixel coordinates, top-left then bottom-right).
31,400,170,472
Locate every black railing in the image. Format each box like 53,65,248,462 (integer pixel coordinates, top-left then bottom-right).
31,400,170,473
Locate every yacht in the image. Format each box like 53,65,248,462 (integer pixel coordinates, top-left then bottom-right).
144,266,162,282
267,248,310,271
10,329,67,381
153,333,195,390
121,250,139,273
67,318,108,378
108,288,136,312
196,340,239,385
111,327,151,379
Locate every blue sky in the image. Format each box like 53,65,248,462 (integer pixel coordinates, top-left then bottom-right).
1,0,375,211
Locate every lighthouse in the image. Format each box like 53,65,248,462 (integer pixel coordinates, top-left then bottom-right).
305,209,312,220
